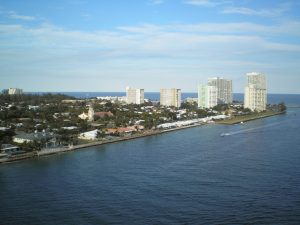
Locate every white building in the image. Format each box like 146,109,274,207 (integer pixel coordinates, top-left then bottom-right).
78,129,99,140
198,85,217,109
96,96,127,103
208,77,232,104
78,112,88,120
244,72,267,112
8,88,23,95
126,87,144,104
160,88,181,107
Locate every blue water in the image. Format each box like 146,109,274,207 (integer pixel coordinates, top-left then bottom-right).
1,95,300,224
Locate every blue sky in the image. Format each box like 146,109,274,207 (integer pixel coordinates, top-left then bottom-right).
0,0,300,93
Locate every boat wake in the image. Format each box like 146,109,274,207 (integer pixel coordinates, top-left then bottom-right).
220,121,282,137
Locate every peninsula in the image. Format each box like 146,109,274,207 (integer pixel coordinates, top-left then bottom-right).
0,92,286,163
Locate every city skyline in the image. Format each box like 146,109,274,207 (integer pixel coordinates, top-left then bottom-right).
1,0,300,94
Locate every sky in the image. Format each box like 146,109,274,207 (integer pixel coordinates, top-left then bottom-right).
0,0,300,93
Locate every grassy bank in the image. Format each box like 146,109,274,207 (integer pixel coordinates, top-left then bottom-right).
217,111,285,125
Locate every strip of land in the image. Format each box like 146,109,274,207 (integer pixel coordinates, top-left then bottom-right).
1,111,285,164
1,123,205,164
216,111,285,125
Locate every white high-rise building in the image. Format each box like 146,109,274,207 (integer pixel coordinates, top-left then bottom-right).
208,77,232,104
8,88,23,95
160,88,181,107
126,87,144,104
198,85,217,109
244,72,267,112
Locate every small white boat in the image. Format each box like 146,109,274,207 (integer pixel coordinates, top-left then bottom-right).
220,133,230,137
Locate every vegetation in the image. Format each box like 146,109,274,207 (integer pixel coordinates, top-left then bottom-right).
0,92,287,152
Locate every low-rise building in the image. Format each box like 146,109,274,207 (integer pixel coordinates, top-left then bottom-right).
13,132,56,144
78,129,99,140
0,144,23,155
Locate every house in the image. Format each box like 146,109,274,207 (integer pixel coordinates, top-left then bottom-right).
62,126,77,130
78,129,99,140
0,144,23,155
105,126,138,135
94,111,114,118
78,112,88,120
13,132,56,144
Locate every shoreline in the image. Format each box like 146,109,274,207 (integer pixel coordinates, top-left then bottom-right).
1,111,285,164
216,111,285,125
1,123,205,164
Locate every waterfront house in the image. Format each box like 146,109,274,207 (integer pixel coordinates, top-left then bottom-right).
13,132,56,144
78,129,99,140
0,144,24,156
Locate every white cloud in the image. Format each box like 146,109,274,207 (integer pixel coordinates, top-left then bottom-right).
183,0,229,7
150,0,164,5
1,21,300,92
6,10,35,21
222,3,291,17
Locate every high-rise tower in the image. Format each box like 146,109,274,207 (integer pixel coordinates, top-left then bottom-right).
244,72,267,112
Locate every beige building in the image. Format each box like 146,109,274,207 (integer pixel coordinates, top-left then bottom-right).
126,87,144,104
160,88,181,107
244,72,267,112
88,105,94,122
208,77,232,104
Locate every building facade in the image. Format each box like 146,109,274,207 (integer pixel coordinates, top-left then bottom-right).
208,77,232,104
126,87,144,104
198,85,217,109
244,72,267,112
160,88,181,107
8,88,23,95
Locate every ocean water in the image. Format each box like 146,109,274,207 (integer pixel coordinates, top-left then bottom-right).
1,95,300,224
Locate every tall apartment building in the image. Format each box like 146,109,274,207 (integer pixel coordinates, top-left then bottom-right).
208,77,232,104
126,87,144,104
198,85,217,109
244,72,267,112
8,88,23,95
160,88,181,107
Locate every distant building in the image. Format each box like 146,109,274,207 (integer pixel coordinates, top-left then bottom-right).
186,97,198,104
208,77,232,104
13,132,56,144
8,88,23,95
88,105,94,122
126,87,144,104
198,85,217,109
96,96,126,103
160,88,181,107
244,72,267,112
